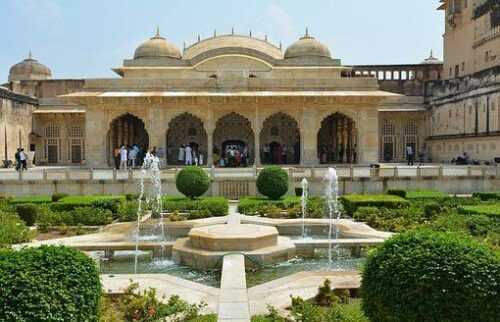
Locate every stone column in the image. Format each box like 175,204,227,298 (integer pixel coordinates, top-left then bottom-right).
148,107,163,151
301,109,319,166
85,106,107,168
357,108,379,164
207,127,214,166
254,107,261,166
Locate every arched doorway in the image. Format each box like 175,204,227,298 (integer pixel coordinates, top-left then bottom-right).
317,113,357,164
166,113,207,165
213,113,254,167
260,113,300,165
107,113,149,166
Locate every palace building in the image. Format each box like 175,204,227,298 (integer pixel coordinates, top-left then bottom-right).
1,0,499,168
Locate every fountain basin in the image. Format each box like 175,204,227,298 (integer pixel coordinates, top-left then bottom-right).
188,224,278,251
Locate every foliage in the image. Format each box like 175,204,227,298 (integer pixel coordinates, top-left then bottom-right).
405,189,449,202
176,166,211,199
238,196,324,218
125,193,140,201
459,204,500,219
0,246,101,321
117,201,140,222
100,282,208,322
386,189,406,198
37,206,113,226
361,230,500,322
15,203,39,226
314,279,350,307
0,211,33,247
256,166,289,200
50,195,125,213
9,195,52,205
472,192,500,201
162,196,228,218
52,193,69,202
340,194,409,216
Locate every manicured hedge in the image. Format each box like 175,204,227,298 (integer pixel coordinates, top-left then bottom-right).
162,196,228,217
49,195,125,213
472,192,500,201
15,204,39,226
386,189,406,198
238,196,301,215
405,189,449,201
256,166,289,200
176,166,211,199
37,206,114,227
458,204,500,219
362,230,500,322
0,246,101,321
340,194,409,215
9,195,52,205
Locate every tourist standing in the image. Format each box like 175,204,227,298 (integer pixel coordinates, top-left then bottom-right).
198,152,204,166
406,145,414,166
19,148,27,170
178,144,185,165
263,144,270,164
113,146,121,169
185,145,193,165
14,148,21,171
128,145,137,168
119,145,128,170
282,144,288,164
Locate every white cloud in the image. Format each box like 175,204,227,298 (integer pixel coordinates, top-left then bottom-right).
266,3,295,39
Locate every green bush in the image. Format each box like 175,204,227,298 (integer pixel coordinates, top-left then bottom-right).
50,195,124,213
386,189,406,198
15,203,39,226
257,166,289,200
162,196,228,217
176,166,210,199
0,211,32,247
423,202,442,218
238,196,324,218
117,201,140,222
0,246,101,321
361,230,500,322
458,204,500,219
9,195,52,205
405,189,449,202
125,193,140,201
340,194,409,216
52,193,68,202
472,192,500,201
72,207,114,226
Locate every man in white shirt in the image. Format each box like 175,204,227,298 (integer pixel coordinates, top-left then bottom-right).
120,145,128,170
185,145,193,165
406,145,414,166
19,148,27,171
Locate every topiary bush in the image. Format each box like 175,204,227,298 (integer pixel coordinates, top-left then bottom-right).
256,166,289,200
15,203,39,226
0,245,101,321
386,189,406,198
340,194,409,216
361,230,500,322
51,192,68,202
176,166,210,199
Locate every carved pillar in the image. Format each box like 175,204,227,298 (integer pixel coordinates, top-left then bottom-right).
207,127,214,166
86,106,107,168
301,108,319,166
357,108,379,164
254,107,261,166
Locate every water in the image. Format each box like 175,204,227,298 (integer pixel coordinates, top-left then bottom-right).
300,178,309,239
134,153,165,273
324,167,341,265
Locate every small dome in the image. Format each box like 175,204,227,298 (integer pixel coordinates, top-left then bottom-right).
285,30,331,59
8,52,52,82
421,50,442,65
134,28,181,60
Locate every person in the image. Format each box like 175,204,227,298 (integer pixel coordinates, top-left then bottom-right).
198,152,204,166
14,148,21,171
128,145,137,168
282,144,288,164
19,148,27,170
113,146,121,169
263,144,270,164
406,145,414,166
119,145,128,170
185,144,193,165
151,146,157,156
178,145,185,165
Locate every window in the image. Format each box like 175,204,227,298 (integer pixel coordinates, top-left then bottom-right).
45,125,60,138
69,126,83,138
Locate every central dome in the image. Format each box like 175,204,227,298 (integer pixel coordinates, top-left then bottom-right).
285,32,332,59
8,52,52,82
134,28,181,60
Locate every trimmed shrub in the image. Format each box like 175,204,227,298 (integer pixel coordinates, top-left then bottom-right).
162,196,228,217
176,166,210,199
50,195,124,213
459,204,500,219
72,207,113,226
117,201,140,222
361,230,500,322
9,195,52,205
405,189,449,202
256,166,289,200
238,196,324,218
386,189,406,198
340,194,409,215
125,193,140,201
51,192,68,202
0,246,101,321
423,202,442,218
472,192,500,201
0,212,32,247
15,204,39,226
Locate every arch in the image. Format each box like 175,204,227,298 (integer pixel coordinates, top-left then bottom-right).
317,113,357,164
166,113,208,165
260,112,300,165
107,113,149,167
213,112,254,167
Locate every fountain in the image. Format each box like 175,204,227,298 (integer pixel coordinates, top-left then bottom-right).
300,178,309,239
134,152,164,273
324,167,341,265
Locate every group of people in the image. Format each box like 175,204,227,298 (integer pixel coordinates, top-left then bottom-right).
177,144,204,166
214,145,250,167
14,148,28,171
114,144,164,170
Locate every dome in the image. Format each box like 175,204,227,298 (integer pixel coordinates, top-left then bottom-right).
8,52,52,82
285,31,331,59
134,28,181,60
421,50,442,65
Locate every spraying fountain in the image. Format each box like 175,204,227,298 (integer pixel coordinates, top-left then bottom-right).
324,167,341,265
300,178,309,239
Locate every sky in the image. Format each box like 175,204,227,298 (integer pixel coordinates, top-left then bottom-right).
0,0,444,82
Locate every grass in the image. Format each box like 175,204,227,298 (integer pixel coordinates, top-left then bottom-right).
9,195,52,205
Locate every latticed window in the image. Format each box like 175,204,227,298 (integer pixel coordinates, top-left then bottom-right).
405,120,418,135
45,125,60,138
69,126,83,137
382,120,395,135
